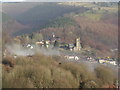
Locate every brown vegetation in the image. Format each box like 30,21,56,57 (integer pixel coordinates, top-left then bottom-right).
3,20,29,36
2,54,117,88
2,56,15,68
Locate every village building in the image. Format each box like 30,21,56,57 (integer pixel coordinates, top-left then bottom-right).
98,58,117,66
36,41,44,47
73,37,82,51
45,40,50,48
68,44,74,51
36,40,50,48
26,44,34,49
65,55,79,60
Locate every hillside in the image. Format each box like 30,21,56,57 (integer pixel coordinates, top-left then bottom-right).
2,2,118,57
2,2,41,18
2,3,89,36
2,2,118,88
28,5,118,57
16,3,86,25
2,12,29,36
1,12,12,23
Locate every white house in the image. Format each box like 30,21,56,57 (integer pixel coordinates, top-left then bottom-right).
27,44,34,49
98,59,106,64
65,55,79,60
109,60,117,66
98,59,117,66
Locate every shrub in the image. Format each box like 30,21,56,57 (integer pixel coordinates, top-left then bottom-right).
15,56,34,66
32,54,58,67
29,65,52,88
51,67,78,88
94,65,116,85
84,80,99,88
2,66,34,88
60,62,87,81
2,56,16,67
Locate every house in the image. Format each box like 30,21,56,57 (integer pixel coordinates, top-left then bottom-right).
98,59,106,64
65,55,79,60
68,44,74,51
26,44,34,49
36,41,44,47
75,56,79,60
86,57,95,61
46,40,50,48
108,60,117,66
98,59,117,66
36,40,50,48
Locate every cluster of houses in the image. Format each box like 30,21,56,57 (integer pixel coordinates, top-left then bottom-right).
34,34,82,52
97,58,117,66
35,33,60,48
64,55,117,66
36,40,50,48
86,56,117,66
9,33,118,66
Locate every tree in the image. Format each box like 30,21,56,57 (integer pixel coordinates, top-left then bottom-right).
30,33,43,43
54,40,59,48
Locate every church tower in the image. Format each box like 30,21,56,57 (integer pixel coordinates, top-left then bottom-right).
74,37,81,51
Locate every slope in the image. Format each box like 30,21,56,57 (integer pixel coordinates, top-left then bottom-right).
2,12,29,36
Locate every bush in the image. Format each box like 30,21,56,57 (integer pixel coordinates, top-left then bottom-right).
51,67,78,88
32,54,58,67
2,56,16,68
84,80,99,88
61,62,87,81
2,66,34,88
94,65,116,86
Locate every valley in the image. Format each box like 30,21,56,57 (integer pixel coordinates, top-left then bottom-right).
2,2,119,88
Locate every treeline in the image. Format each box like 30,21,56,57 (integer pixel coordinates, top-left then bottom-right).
44,17,76,28
93,2,118,7
17,3,83,26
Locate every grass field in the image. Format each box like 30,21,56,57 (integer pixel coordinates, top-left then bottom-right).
79,6,117,21
80,12,102,21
